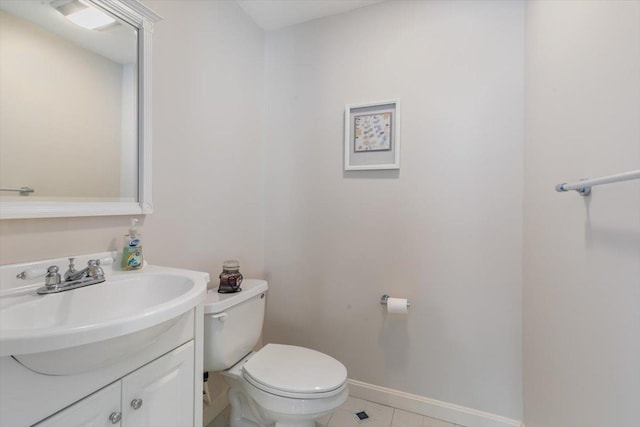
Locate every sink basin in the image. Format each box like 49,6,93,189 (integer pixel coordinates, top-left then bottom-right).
0,259,208,374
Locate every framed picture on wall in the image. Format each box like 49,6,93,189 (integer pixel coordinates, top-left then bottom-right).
344,99,400,170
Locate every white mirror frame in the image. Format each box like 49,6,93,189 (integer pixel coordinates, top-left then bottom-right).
0,0,162,219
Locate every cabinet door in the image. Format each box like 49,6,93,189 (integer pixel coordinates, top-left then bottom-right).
35,382,122,427
121,341,195,427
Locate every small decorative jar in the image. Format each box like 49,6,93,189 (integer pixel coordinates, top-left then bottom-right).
218,260,243,293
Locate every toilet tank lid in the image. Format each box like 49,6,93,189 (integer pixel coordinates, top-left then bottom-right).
203,279,268,314
242,344,347,395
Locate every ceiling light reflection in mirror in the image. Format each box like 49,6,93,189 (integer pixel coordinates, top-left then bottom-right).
52,0,117,30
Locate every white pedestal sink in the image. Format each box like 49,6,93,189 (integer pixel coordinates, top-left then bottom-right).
1,267,206,374
0,252,209,426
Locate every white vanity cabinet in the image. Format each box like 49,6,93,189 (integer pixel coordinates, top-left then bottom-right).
36,341,194,427
0,257,208,427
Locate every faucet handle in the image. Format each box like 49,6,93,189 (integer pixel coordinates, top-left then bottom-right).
45,266,61,289
88,259,105,279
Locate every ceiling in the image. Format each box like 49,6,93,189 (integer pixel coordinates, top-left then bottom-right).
235,0,385,31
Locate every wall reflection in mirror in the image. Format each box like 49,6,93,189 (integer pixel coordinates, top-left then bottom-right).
0,0,138,202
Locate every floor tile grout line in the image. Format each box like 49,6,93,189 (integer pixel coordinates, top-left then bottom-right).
209,395,465,427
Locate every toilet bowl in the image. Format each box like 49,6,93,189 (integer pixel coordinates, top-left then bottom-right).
203,280,348,427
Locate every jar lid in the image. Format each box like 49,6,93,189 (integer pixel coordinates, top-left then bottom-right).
223,259,240,269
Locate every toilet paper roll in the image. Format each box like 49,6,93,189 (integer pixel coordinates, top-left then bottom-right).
386,297,409,314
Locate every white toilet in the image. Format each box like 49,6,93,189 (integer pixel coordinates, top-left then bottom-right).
203,279,348,427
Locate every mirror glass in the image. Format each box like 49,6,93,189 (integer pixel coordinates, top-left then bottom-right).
0,0,138,203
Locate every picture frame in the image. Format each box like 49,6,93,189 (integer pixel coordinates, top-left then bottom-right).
344,99,400,171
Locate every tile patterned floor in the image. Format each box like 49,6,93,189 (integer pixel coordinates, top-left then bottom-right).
317,397,465,427
208,397,466,427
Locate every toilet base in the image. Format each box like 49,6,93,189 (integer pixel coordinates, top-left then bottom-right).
226,376,333,427
227,385,267,427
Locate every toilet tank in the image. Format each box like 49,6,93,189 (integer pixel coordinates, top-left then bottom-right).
203,279,268,372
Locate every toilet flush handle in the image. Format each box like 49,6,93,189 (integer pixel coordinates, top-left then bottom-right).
212,312,228,322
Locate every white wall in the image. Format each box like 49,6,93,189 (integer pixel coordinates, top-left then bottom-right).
142,0,264,277
263,0,524,420
523,1,640,426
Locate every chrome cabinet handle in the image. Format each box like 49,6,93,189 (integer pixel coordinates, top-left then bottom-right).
109,412,122,424
131,398,143,410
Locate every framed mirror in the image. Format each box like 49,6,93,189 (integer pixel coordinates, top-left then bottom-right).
0,0,161,219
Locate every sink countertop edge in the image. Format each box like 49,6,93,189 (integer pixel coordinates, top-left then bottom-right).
0,264,209,357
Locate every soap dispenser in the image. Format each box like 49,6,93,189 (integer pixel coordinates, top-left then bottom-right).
121,218,143,270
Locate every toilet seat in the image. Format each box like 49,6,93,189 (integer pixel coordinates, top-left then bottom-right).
242,344,347,399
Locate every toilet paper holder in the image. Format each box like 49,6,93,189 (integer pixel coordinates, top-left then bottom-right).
380,294,411,308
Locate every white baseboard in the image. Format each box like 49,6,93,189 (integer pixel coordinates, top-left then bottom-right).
347,379,523,427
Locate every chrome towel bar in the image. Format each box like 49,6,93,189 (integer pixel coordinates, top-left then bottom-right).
555,169,640,196
0,186,34,196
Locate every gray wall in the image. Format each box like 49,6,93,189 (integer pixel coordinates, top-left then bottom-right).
523,1,640,426
263,0,524,419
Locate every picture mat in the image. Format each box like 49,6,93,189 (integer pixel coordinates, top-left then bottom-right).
347,103,397,167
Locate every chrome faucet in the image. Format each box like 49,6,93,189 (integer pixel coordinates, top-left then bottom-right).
64,258,104,281
64,258,104,282
36,258,105,295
